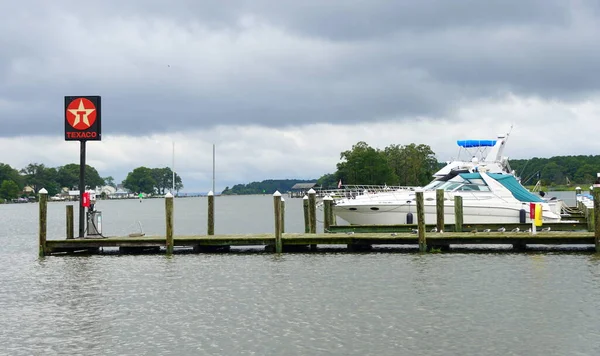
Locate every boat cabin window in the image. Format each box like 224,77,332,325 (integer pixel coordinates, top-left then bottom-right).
422,180,445,190
437,182,463,191
455,184,489,192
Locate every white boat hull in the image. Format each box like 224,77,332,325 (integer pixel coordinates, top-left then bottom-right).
333,200,561,225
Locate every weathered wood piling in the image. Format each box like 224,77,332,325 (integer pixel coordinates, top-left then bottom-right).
594,189,600,253
454,196,463,232
165,192,174,255
308,189,317,250
323,195,333,231
308,189,317,234
281,198,285,234
38,188,48,257
207,190,215,236
66,205,74,240
273,191,283,253
416,191,426,252
302,195,309,233
436,189,444,232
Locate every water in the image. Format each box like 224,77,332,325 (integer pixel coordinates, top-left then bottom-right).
2,195,600,355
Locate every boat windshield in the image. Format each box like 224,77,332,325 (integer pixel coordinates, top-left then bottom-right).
423,169,492,191
436,181,464,191
422,180,445,190
430,174,491,192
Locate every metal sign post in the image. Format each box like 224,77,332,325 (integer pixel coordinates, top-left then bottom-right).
79,141,86,237
65,96,102,238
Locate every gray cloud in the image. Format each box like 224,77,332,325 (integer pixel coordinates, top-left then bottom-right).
1,0,599,137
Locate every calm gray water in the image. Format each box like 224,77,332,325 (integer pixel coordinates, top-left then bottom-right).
2,195,600,356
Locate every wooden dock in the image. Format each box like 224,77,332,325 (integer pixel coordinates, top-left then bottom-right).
36,188,600,256
44,232,597,255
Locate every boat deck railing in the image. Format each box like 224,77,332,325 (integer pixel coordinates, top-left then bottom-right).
316,185,416,201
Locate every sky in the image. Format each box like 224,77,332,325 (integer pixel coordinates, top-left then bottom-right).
1,0,600,192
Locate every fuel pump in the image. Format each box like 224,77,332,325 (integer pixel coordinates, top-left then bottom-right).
86,192,103,237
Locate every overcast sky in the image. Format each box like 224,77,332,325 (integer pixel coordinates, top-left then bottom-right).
1,0,600,192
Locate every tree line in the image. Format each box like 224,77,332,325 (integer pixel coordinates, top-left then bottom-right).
509,155,600,187
0,162,183,202
221,179,314,195
317,141,440,188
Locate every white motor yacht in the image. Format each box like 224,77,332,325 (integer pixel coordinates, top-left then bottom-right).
332,133,563,225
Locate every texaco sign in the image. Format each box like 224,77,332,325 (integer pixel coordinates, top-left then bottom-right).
64,96,102,141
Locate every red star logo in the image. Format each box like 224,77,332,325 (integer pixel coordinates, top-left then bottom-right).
66,98,97,130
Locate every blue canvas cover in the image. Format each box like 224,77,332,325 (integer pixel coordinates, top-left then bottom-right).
457,140,497,148
487,173,544,202
458,172,544,202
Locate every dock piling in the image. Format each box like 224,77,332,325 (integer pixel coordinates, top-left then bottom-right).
302,195,309,233
38,188,48,257
323,195,333,232
66,205,74,239
436,189,444,232
273,191,283,253
207,190,215,235
454,196,463,232
165,192,174,255
593,189,600,252
308,189,317,250
281,198,285,234
416,191,426,252
308,189,317,233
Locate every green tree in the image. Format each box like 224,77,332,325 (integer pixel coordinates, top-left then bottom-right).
123,167,156,194
541,162,563,186
56,164,104,190
0,180,20,200
397,143,438,186
0,163,23,189
575,163,598,184
20,163,59,195
336,141,396,185
103,176,116,188
317,173,338,188
221,179,314,195
150,167,183,194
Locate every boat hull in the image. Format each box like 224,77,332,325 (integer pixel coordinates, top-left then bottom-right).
333,200,561,225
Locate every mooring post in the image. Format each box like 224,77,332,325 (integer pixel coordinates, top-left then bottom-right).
38,188,48,257
454,195,463,232
308,188,317,233
165,192,174,255
207,190,215,235
593,188,600,252
323,195,333,232
416,191,426,252
329,198,336,226
587,205,595,232
273,191,283,253
281,197,285,234
66,205,74,239
308,188,317,250
303,195,309,233
436,189,444,232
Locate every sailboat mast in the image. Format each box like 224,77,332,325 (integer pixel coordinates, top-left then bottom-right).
212,144,215,193
172,141,175,194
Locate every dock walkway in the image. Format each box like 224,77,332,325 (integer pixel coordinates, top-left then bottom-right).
45,232,596,255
